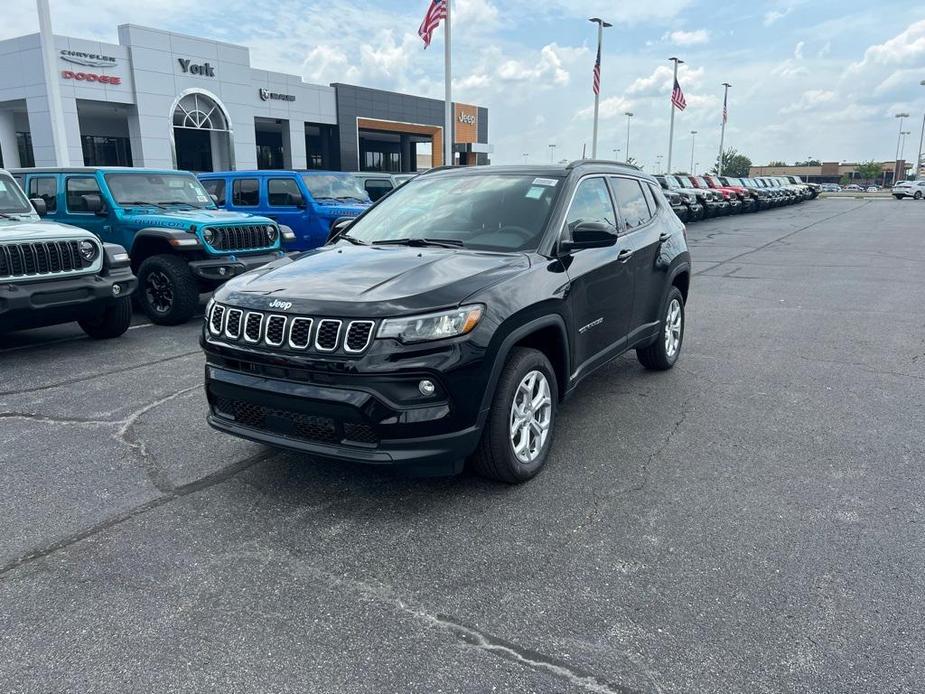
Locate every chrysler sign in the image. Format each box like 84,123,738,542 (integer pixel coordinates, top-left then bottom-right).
60,49,117,68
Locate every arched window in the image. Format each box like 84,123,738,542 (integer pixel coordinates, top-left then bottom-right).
172,92,229,131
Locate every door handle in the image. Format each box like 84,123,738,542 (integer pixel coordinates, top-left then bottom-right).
618,249,634,262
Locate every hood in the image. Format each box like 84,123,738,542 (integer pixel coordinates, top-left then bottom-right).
313,202,371,218
123,208,273,227
0,218,97,242
216,244,531,317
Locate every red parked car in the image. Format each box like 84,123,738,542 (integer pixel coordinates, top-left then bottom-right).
685,175,742,214
704,175,758,212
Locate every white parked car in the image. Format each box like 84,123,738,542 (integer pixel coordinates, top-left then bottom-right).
892,180,925,200
866,186,879,192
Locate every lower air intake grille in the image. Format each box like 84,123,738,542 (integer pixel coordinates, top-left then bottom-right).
213,397,339,444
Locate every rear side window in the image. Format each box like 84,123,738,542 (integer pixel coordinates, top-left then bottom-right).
202,179,226,206
611,177,652,229
268,178,304,207
642,183,661,215
65,177,101,213
363,179,394,202
231,178,259,206
565,177,616,231
28,177,57,213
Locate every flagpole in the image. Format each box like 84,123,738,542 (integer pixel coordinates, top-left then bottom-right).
666,57,683,173
718,82,731,175
444,0,453,167
588,18,611,159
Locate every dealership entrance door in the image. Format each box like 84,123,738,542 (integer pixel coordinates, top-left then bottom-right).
172,92,232,172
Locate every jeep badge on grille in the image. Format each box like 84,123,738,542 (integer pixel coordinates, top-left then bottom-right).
268,299,293,311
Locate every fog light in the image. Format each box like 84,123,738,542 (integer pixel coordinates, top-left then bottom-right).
218,267,228,276
112,283,122,296
418,380,436,396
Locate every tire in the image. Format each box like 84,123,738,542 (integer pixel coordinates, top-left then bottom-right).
894,195,903,200
78,296,133,339
137,254,200,325
472,347,558,483
637,286,685,371
915,192,922,200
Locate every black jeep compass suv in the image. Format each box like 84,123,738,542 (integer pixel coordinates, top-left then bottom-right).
201,161,691,483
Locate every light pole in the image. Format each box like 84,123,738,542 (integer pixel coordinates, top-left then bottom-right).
612,147,621,161
666,57,684,173
656,154,663,173
522,153,529,164
895,113,909,184
548,144,557,164
689,130,698,174
718,82,731,175
900,130,912,180
624,112,634,161
588,17,612,159
917,81,925,179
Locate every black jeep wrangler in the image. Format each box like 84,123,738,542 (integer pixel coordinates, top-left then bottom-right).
201,161,691,483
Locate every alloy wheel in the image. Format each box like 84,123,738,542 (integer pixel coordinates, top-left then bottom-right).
509,370,552,464
145,270,174,314
664,298,683,358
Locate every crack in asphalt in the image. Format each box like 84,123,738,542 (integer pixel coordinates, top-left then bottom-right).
0,350,201,396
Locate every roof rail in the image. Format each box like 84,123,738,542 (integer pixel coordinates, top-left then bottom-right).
566,159,641,171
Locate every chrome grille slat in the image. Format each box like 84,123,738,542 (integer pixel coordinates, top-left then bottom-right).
344,321,375,353
224,308,243,339
0,240,86,279
205,224,273,252
315,319,341,352
209,304,226,335
243,312,264,343
264,315,287,347
288,317,313,349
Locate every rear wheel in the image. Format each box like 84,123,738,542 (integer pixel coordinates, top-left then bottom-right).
637,287,685,371
914,192,922,200
137,254,200,325
78,296,133,339
894,194,903,200
472,347,558,484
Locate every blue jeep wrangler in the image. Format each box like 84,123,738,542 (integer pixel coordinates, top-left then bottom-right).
198,170,370,251
13,167,294,325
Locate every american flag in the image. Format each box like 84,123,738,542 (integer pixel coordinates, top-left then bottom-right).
418,0,447,49
592,43,601,95
722,89,728,124
671,78,687,111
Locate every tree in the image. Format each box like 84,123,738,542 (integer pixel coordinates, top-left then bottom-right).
854,160,882,184
767,160,788,167
794,159,821,166
713,148,752,177
839,175,850,186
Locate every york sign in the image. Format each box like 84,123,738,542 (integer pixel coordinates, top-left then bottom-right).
178,58,215,77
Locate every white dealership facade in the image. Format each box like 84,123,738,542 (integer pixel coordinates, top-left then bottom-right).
0,23,490,173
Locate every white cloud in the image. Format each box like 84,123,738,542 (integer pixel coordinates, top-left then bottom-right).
818,41,831,58
763,8,792,26
574,96,633,120
496,43,584,87
666,29,710,46
847,19,925,73
793,41,804,60
455,0,500,28
779,90,836,114
627,64,703,97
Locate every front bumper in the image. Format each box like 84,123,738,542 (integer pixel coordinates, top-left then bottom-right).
686,202,704,218
0,265,136,332
189,250,295,283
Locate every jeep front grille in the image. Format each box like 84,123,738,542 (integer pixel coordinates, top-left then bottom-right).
207,303,376,355
206,224,276,252
0,240,89,279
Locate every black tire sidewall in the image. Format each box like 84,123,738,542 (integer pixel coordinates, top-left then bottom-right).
137,255,199,325
79,296,132,339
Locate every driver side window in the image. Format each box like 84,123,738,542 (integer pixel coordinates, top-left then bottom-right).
565,178,616,233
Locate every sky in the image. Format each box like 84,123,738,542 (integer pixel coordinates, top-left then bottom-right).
4,0,925,170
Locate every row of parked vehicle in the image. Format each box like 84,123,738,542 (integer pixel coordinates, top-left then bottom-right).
654,174,819,223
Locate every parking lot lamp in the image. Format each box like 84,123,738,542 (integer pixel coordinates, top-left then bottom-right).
917,81,925,179
624,112,634,160
689,130,698,174
548,143,557,163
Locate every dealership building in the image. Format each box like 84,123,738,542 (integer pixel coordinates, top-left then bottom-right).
0,24,490,173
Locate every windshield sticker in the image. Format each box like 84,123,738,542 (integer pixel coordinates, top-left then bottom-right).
0,181,7,192
525,186,545,200
532,178,558,187
196,193,209,202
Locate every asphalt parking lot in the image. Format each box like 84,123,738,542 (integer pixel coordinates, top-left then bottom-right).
2,198,924,693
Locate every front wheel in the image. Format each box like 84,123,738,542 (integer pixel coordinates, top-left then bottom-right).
78,296,133,339
914,192,922,200
637,287,685,371
137,254,200,325
472,347,558,483
894,195,904,200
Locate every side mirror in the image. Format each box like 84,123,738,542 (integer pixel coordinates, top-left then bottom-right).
560,221,617,254
30,198,47,216
326,217,353,243
83,193,105,214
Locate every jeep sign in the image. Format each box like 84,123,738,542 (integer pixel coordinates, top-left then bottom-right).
178,58,215,77
457,112,476,125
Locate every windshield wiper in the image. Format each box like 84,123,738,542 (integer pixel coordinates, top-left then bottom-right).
335,196,369,203
0,212,27,219
156,201,201,208
372,238,464,249
118,201,166,209
338,233,368,246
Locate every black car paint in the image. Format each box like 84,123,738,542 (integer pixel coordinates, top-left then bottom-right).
201,163,691,471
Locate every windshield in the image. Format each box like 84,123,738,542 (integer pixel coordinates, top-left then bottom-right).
301,173,370,202
791,176,803,183
0,173,33,215
343,173,561,252
694,176,710,187
663,175,683,189
105,173,217,208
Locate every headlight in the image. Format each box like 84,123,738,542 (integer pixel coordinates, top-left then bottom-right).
266,225,278,243
202,228,215,245
78,240,98,262
377,305,483,343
